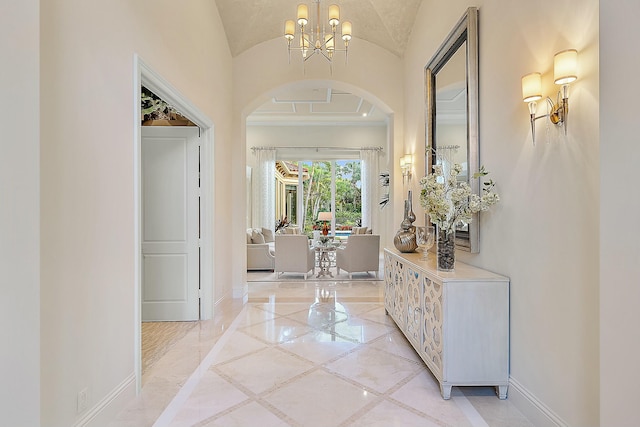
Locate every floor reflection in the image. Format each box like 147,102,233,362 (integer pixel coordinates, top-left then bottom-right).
111,279,533,427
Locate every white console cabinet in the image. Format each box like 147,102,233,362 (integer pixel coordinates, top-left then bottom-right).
384,249,509,399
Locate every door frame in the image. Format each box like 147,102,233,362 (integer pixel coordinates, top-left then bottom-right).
133,55,214,391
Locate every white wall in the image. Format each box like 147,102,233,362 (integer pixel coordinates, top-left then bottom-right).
404,1,599,425
39,1,233,425
0,2,40,426
600,2,640,426
232,38,405,295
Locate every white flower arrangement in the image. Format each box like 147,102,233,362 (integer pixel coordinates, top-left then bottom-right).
419,163,499,235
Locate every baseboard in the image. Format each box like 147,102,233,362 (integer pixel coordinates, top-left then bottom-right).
72,372,136,427
232,282,248,300
509,376,569,427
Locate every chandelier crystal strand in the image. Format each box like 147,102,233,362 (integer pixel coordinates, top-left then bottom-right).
284,1,351,71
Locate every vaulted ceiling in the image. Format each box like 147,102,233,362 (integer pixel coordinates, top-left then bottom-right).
215,0,423,58
217,0,424,125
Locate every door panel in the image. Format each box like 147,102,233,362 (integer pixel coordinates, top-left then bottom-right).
141,127,199,321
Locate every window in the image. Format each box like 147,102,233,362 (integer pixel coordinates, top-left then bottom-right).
275,159,361,235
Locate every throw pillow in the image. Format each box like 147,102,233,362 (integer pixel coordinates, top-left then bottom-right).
251,229,265,244
246,230,253,244
261,227,275,243
352,227,365,234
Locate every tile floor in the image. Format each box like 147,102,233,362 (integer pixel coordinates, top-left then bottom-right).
111,280,532,427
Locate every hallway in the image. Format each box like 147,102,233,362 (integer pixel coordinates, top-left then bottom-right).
112,280,531,427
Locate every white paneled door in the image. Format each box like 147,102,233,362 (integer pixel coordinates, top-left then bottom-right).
141,127,200,321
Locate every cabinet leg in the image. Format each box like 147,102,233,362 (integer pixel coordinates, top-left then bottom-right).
440,384,452,400
497,385,508,400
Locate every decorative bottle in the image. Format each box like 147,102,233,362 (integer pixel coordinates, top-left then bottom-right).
394,191,418,253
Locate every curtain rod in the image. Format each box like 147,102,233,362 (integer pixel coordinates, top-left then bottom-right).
251,146,383,151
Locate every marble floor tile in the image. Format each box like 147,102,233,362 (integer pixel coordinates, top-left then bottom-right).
167,370,249,427
240,315,312,344
112,280,533,427
279,330,359,365
214,347,314,394
330,316,396,344
198,401,290,427
368,330,424,364
326,346,423,393
211,330,270,365
231,305,278,328
263,369,376,427
345,399,442,427
391,371,474,426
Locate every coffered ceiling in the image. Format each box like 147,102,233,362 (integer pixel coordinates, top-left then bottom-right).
247,87,388,125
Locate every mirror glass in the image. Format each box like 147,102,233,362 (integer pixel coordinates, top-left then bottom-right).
435,41,468,182
425,7,479,252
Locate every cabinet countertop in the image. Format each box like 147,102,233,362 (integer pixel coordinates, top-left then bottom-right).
384,248,509,283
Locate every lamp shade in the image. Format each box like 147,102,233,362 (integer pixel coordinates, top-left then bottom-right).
341,21,352,41
522,72,542,102
325,34,335,51
328,4,340,26
317,211,332,221
297,4,308,25
284,20,295,40
554,49,578,85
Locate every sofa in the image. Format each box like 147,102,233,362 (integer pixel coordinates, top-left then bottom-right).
246,227,275,270
350,226,373,235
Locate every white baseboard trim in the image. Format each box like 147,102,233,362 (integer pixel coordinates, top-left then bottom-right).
509,376,568,427
72,372,136,427
232,283,248,300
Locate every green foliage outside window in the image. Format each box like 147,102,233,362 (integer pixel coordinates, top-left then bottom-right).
300,161,361,234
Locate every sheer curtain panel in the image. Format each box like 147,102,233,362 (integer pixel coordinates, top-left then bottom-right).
252,147,276,230
360,148,380,231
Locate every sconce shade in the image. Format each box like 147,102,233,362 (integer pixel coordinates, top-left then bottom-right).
317,211,332,221
554,49,578,85
400,154,413,169
522,72,542,102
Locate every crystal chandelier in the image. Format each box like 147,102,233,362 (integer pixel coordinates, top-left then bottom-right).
284,1,352,70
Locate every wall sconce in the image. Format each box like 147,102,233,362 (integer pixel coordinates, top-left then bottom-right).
400,154,413,183
522,49,578,144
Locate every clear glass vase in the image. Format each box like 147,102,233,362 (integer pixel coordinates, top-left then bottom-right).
437,229,455,271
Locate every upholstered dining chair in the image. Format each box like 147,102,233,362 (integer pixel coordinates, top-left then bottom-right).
336,234,380,279
275,234,315,279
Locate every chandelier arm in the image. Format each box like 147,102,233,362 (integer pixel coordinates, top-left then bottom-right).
303,50,318,62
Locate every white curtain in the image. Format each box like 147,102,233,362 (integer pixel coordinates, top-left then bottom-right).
252,147,276,230
360,148,380,231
